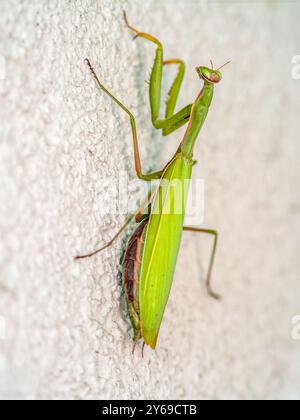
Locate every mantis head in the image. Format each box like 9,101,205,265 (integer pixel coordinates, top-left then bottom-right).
196,61,230,84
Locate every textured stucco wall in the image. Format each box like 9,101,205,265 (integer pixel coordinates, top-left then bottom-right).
0,0,300,400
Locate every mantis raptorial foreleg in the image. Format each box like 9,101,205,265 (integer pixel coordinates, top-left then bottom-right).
123,12,192,136
183,227,220,300
85,59,163,181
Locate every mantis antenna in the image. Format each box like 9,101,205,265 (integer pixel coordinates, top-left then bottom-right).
217,60,231,71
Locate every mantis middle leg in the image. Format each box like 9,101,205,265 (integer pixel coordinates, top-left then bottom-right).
85,59,164,181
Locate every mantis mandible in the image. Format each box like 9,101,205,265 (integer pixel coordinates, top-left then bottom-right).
76,12,229,353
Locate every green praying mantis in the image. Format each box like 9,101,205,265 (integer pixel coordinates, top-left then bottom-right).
76,12,229,353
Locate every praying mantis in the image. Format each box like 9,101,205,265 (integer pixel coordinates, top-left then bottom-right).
76,12,229,353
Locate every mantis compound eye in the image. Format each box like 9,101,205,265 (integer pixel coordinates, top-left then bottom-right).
209,71,222,83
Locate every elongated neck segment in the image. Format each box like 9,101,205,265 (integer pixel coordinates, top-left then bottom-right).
181,81,214,158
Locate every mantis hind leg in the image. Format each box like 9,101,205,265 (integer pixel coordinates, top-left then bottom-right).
75,192,153,259
183,227,220,300
75,215,134,260
123,12,191,136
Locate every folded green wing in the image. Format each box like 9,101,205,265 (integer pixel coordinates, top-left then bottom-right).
139,153,193,348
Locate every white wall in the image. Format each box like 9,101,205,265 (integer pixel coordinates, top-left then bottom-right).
0,0,300,399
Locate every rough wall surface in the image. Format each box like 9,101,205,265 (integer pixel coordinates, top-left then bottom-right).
0,0,300,400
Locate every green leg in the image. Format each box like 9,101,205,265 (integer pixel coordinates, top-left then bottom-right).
85,59,163,181
183,227,220,300
124,12,192,136
161,59,192,135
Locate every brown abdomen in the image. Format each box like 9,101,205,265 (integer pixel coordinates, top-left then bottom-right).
122,218,149,308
